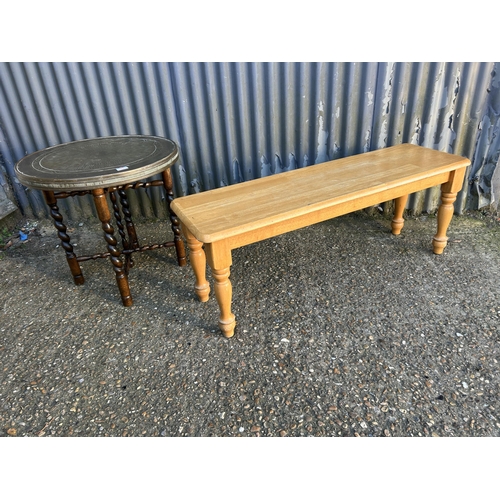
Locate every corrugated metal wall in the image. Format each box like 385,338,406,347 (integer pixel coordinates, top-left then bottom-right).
1,62,499,221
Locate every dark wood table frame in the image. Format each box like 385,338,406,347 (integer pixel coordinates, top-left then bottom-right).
15,135,186,306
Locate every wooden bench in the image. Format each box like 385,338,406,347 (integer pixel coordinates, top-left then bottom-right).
171,143,470,338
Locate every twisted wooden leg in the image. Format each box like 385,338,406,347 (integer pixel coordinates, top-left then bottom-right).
109,190,133,273
43,190,84,285
109,190,127,248
162,168,187,267
118,188,139,250
182,225,210,302
92,188,132,306
391,194,408,235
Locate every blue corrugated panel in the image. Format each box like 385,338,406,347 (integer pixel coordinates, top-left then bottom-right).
1,62,499,220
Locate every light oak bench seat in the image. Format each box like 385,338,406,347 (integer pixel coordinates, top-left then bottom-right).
171,143,470,338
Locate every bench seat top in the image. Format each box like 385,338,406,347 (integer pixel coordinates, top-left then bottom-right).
171,144,470,245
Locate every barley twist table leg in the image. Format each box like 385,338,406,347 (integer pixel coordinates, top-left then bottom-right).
391,194,409,235
92,188,132,306
109,190,127,248
118,188,139,250
162,168,187,267
43,190,84,285
109,190,133,273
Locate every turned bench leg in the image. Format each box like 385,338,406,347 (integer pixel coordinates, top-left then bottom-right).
432,167,466,255
205,243,236,338
432,192,457,255
211,265,236,338
182,225,235,337
182,225,210,302
391,194,409,235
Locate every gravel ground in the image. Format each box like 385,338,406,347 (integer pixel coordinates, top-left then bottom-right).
1,209,499,438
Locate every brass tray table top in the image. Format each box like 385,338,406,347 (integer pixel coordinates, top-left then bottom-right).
15,135,179,190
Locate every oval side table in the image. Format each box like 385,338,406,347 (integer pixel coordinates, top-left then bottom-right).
15,135,186,306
